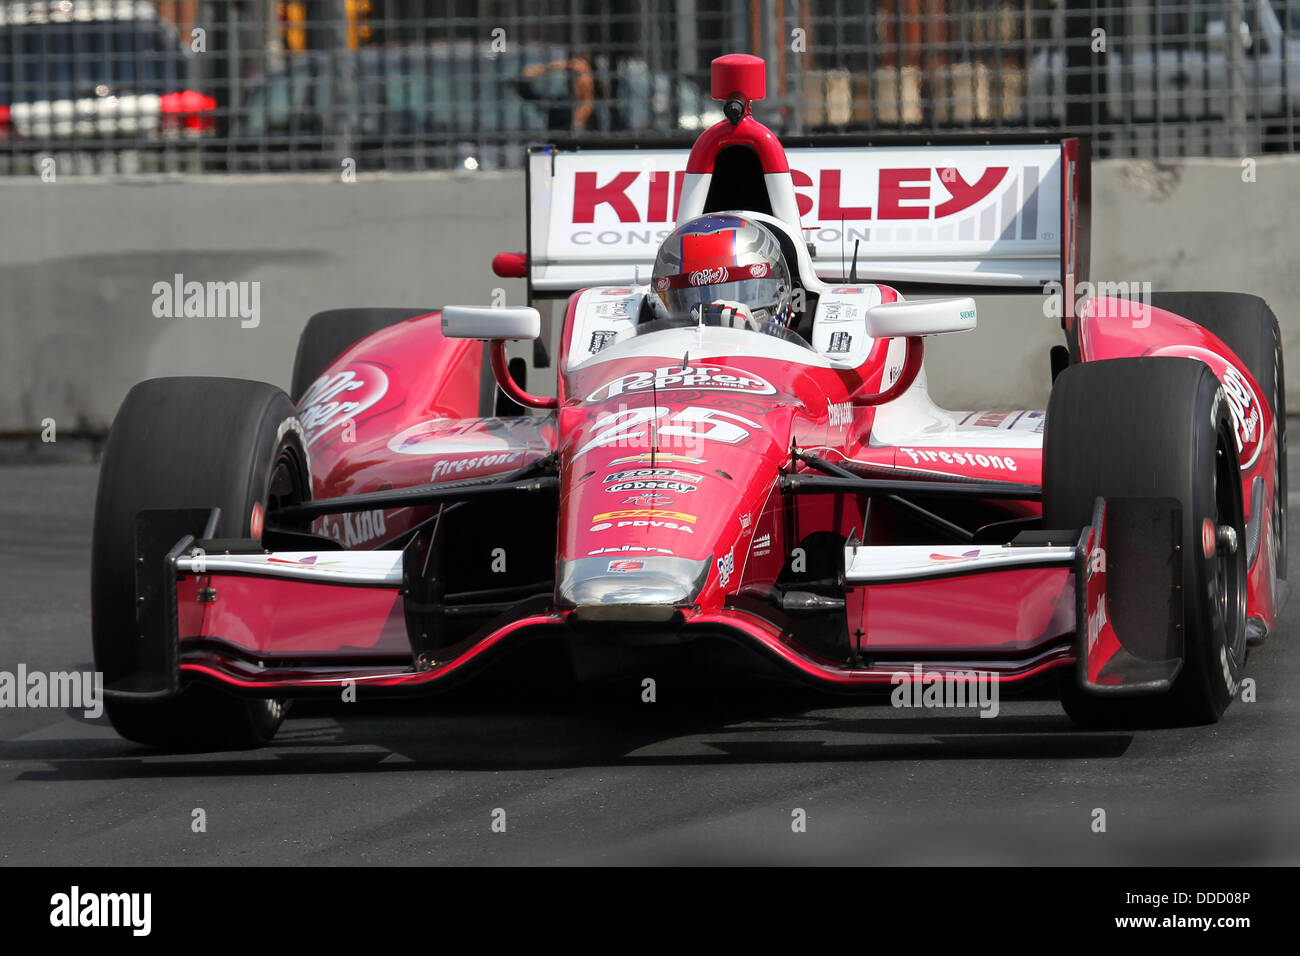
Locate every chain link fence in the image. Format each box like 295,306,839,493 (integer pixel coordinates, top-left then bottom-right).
3,0,1298,176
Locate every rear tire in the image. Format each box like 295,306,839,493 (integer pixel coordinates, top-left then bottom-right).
1148,292,1286,581
92,377,311,749
1044,358,1247,726
290,308,432,402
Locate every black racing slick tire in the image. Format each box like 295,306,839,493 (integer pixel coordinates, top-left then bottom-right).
1148,292,1286,581
290,308,432,402
1044,358,1248,727
91,377,311,750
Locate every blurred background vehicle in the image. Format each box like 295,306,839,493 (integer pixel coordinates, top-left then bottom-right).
1029,0,1300,155
0,0,213,172
4,0,1300,176
225,43,719,171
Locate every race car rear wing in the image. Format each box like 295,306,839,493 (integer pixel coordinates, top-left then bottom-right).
513,134,1090,298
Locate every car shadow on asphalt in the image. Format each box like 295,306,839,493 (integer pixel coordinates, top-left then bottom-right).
7,675,1136,779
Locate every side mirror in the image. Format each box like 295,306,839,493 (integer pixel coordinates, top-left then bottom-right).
862,296,976,338
442,305,540,340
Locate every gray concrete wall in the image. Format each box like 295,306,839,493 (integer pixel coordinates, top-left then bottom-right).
0,172,528,433
1,157,1297,432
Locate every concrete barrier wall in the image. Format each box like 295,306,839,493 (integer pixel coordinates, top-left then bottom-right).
2,157,1297,432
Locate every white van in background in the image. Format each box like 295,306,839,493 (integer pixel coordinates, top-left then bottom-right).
1028,0,1299,151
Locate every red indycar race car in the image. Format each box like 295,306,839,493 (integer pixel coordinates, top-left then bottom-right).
91,54,1286,748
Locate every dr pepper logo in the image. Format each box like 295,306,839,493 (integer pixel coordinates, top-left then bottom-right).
689,268,726,286
570,166,1008,224
1149,344,1264,470
298,363,390,446
586,364,777,401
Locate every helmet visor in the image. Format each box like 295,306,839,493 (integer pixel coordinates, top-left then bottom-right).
656,276,788,322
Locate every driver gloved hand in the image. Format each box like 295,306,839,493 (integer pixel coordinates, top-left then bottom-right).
701,300,760,331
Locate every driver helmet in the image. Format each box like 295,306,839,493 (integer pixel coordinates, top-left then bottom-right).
650,213,793,333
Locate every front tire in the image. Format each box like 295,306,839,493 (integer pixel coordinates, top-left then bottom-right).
92,377,310,749
1147,291,1286,581
1044,358,1247,726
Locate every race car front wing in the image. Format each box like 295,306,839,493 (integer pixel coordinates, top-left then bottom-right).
111,495,1183,701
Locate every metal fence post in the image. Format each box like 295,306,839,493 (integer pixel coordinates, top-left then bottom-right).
1226,0,1248,156
331,0,356,172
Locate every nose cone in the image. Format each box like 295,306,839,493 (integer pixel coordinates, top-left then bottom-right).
558,556,711,621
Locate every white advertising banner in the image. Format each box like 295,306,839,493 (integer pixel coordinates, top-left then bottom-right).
527,143,1067,291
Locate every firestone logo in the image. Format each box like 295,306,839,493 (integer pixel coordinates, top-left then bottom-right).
430,452,525,481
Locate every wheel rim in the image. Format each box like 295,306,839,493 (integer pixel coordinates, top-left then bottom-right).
265,441,311,534
1210,427,1247,667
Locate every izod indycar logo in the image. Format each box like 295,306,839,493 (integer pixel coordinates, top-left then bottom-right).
586,365,776,401
1149,345,1263,470
298,365,389,446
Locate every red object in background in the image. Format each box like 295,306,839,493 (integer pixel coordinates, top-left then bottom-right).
160,90,217,133
492,251,528,278
0,104,11,140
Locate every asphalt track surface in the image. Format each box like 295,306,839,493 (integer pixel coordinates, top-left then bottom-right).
1,443,1297,866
